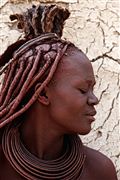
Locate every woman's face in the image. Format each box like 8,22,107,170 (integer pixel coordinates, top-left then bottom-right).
47,50,99,135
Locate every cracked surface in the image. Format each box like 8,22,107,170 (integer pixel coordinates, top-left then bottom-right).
0,0,120,178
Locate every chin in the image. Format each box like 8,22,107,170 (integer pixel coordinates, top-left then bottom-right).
77,127,92,135
66,124,92,135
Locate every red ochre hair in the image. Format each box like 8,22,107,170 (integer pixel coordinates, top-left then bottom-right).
0,4,77,128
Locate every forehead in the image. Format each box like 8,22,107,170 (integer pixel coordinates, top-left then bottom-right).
55,50,95,84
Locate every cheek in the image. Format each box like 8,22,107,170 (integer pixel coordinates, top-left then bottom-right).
50,88,87,119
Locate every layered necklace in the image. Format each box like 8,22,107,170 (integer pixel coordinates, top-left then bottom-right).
2,121,86,180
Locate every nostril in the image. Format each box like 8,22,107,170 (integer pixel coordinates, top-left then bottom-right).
87,93,99,105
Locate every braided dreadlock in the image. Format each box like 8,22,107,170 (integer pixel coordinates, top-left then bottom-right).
0,4,77,129
10,4,70,39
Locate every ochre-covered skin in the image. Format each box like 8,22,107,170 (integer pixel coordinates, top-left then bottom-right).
0,4,118,180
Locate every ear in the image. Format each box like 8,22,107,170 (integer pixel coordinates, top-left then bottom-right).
38,87,50,105
35,83,50,106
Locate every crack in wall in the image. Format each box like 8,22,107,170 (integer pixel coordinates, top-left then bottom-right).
101,67,119,74
117,74,120,88
0,1,8,10
97,59,104,73
103,97,116,126
98,84,109,101
91,52,120,64
97,22,106,46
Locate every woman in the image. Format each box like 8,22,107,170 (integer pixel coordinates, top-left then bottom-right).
0,4,118,180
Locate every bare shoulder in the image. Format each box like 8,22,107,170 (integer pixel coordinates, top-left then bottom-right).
83,145,118,180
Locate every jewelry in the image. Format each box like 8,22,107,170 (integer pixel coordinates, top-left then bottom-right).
2,122,86,180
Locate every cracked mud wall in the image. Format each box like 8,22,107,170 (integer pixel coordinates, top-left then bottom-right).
0,0,120,178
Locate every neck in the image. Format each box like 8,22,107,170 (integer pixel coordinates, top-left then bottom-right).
20,102,65,160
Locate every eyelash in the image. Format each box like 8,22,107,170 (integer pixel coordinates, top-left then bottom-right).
79,89,87,94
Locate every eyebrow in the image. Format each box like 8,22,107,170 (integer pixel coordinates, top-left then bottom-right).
85,80,96,86
75,78,96,87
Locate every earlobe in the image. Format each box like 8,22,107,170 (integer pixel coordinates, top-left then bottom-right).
35,83,50,105
37,93,49,105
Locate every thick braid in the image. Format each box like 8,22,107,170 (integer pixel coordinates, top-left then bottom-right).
42,5,59,33
0,65,11,92
0,4,73,128
1,61,25,110
0,62,17,106
12,60,33,99
0,100,15,118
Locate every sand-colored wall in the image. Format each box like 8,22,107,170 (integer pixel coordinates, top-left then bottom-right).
0,0,120,178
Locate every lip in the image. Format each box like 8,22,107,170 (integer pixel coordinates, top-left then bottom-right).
85,110,96,122
86,110,96,116
86,115,95,122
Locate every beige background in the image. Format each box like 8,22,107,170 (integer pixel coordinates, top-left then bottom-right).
0,0,120,179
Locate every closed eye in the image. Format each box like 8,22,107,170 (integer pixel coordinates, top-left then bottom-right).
79,89,87,94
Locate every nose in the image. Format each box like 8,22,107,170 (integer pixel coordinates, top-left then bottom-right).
87,92,99,106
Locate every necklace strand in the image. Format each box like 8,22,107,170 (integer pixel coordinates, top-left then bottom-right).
2,122,86,180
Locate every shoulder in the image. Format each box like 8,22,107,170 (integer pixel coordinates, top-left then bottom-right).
83,145,118,180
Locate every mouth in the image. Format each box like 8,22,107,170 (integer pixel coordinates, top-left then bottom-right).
86,115,95,122
86,110,96,116
85,111,96,122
